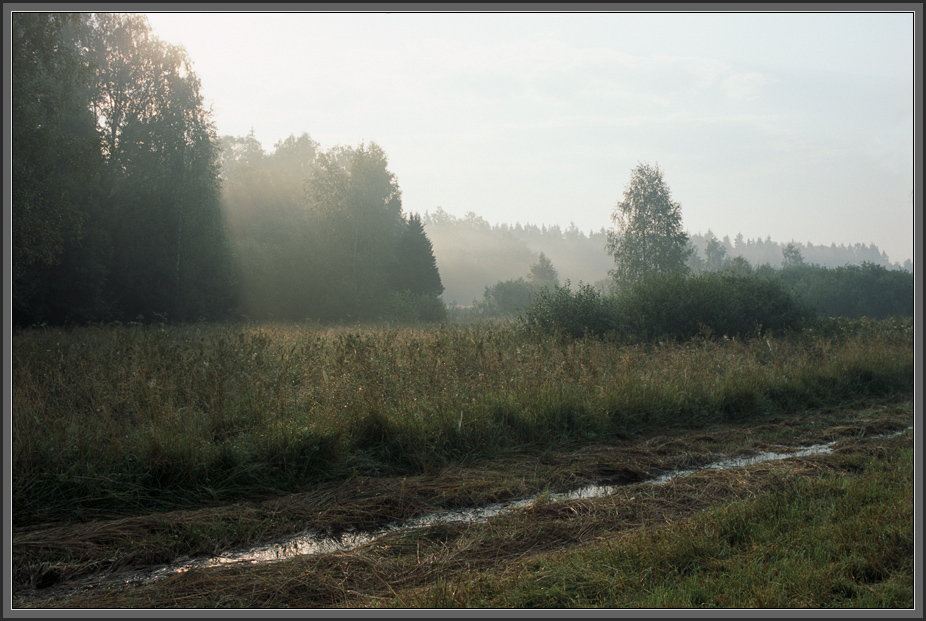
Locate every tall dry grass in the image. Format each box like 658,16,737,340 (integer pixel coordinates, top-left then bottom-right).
12,318,913,526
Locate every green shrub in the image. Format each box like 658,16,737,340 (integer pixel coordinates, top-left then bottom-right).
520,274,811,342
473,278,541,318
614,273,811,341
519,282,618,338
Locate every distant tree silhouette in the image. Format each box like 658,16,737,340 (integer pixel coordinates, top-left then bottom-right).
528,252,560,288
607,162,692,287
782,242,805,268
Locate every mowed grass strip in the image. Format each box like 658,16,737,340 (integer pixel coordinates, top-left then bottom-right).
16,433,913,609
508,457,911,608
12,400,911,595
393,435,915,609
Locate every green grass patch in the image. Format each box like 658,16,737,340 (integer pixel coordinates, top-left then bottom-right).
405,439,914,609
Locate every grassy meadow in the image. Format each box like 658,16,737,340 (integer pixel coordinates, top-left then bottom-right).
12,317,913,526
11,316,916,608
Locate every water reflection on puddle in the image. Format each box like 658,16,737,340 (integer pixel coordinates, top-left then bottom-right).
143,496,544,584
648,441,838,485
77,429,916,589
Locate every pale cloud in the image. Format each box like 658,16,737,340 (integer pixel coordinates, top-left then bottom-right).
721,72,770,101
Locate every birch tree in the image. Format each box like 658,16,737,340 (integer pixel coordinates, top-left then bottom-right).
606,162,692,287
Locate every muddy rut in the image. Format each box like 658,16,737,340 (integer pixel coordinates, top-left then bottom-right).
12,410,913,608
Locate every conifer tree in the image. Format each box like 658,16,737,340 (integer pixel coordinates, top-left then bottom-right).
392,213,444,297
528,252,559,288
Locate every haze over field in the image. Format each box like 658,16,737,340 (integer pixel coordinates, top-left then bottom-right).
144,10,915,266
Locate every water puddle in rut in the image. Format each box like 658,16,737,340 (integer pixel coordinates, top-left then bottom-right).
25,428,912,597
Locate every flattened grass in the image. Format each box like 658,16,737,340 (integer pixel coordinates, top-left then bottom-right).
17,431,913,609
398,435,915,609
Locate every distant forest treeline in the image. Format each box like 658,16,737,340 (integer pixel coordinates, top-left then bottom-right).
423,211,911,307
421,210,613,305
686,230,910,274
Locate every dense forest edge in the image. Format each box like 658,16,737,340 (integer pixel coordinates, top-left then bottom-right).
11,13,913,330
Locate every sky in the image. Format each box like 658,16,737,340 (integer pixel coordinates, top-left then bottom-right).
143,10,916,265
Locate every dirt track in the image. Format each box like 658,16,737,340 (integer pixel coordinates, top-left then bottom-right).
12,398,914,608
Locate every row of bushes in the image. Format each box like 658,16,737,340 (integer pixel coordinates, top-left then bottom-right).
774,262,914,320
519,273,813,340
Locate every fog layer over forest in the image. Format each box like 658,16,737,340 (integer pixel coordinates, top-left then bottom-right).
11,13,911,328
422,210,909,308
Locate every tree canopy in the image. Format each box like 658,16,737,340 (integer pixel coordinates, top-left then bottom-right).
12,13,444,326
13,12,234,325
606,162,692,287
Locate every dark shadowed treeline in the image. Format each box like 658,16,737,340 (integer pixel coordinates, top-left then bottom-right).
13,13,234,326
12,13,444,327
771,262,914,319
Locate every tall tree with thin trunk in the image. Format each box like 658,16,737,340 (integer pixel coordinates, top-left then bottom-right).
86,13,233,321
606,162,692,287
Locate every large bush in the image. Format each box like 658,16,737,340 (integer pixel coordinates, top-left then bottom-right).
520,273,811,341
519,283,618,338
471,278,543,318
614,273,811,341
